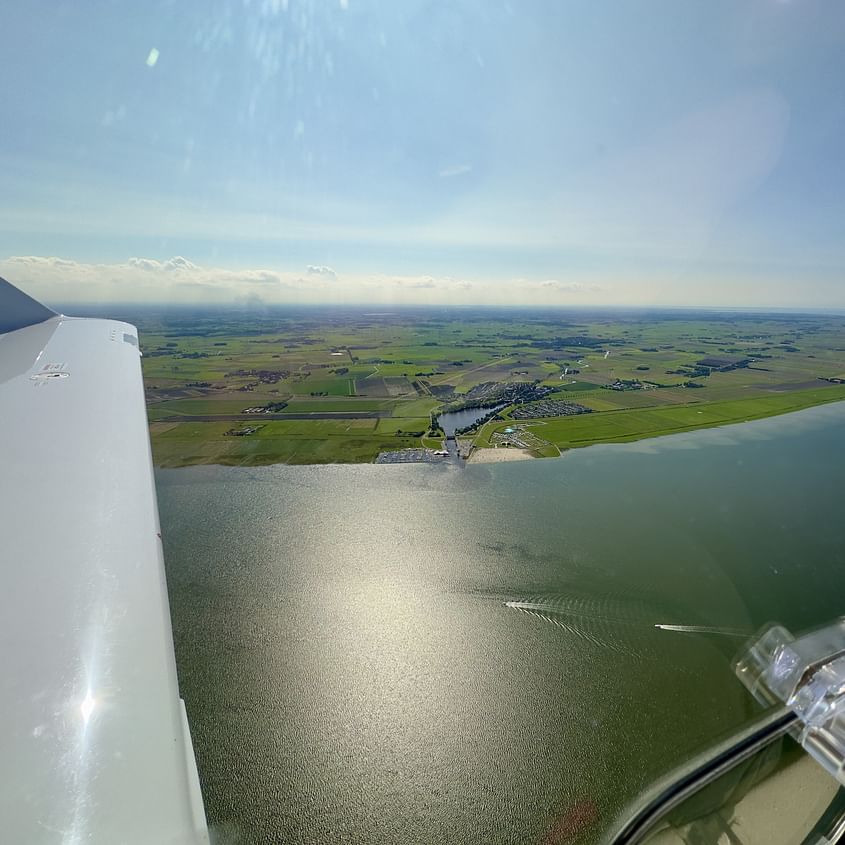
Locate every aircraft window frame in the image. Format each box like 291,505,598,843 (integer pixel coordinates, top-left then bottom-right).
607,707,798,845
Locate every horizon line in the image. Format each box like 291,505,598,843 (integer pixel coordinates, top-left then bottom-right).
52,299,845,317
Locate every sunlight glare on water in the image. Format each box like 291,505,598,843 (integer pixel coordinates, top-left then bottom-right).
159,402,845,844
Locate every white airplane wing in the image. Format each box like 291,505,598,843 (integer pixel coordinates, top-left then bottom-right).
0,279,209,844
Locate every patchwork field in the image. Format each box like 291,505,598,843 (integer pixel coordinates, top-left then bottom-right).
128,305,845,466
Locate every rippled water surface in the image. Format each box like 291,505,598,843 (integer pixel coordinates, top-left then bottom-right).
157,403,845,844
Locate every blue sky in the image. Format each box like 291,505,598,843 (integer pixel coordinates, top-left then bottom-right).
2,0,845,306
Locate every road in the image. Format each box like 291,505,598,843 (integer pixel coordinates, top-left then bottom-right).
152,411,390,422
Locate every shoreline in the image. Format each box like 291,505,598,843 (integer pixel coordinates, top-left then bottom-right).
152,395,845,470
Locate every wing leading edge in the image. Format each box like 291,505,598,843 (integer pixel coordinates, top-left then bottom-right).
0,279,209,843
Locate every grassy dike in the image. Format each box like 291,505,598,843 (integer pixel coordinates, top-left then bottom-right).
475,385,845,455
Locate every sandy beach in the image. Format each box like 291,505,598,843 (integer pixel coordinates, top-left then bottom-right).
468,447,534,464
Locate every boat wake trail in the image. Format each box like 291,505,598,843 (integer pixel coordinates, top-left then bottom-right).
654,623,747,637
504,593,748,657
504,593,660,657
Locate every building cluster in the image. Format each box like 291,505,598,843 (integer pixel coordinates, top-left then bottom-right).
510,400,591,419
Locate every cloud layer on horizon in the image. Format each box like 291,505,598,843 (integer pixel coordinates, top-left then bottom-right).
0,255,603,307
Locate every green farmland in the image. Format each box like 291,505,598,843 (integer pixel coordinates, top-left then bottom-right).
132,306,845,466
477,386,845,454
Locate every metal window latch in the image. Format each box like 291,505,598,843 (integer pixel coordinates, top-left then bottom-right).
736,619,845,785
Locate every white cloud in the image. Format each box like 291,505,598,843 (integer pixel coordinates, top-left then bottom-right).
396,275,436,289
128,257,161,271
0,256,299,304
127,256,198,272
438,164,472,178
6,255,76,270
0,255,611,306
306,264,337,278
163,256,197,272
538,280,601,293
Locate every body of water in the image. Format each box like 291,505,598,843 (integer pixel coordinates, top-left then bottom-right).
158,403,845,844
438,404,505,437
438,405,506,457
